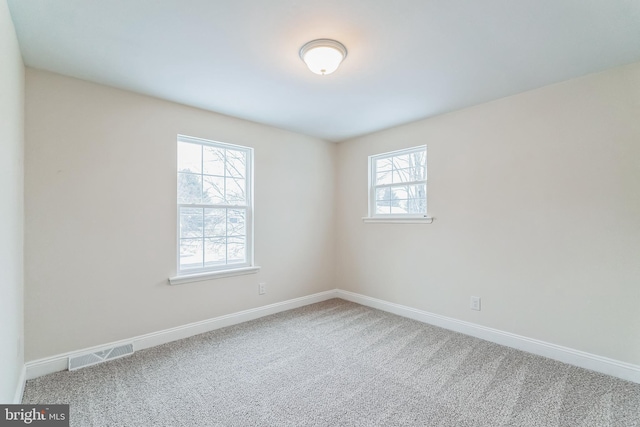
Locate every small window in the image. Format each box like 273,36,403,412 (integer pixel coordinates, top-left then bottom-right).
369,145,427,218
177,135,253,275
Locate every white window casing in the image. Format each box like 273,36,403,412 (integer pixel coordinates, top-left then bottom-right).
170,135,259,284
364,145,432,223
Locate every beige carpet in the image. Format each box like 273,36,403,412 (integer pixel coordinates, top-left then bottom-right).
23,299,640,426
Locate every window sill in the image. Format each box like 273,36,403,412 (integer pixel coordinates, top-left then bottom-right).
362,216,434,224
169,266,261,285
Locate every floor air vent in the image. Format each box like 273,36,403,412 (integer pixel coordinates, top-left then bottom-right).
68,343,134,371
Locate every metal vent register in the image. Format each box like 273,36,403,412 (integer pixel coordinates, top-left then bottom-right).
68,343,134,370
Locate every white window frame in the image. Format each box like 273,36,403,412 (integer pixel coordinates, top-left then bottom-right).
364,145,432,224
170,135,259,285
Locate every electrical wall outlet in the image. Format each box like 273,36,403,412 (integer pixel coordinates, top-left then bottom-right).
470,296,481,311
258,282,266,295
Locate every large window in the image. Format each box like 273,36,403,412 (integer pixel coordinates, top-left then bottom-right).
177,135,253,275
369,145,427,218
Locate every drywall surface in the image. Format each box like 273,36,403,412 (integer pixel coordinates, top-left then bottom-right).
336,62,640,365
0,0,25,403
25,69,336,361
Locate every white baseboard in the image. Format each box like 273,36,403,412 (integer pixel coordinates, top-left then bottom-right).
336,290,640,384
13,364,26,403
24,288,640,384
25,290,339,380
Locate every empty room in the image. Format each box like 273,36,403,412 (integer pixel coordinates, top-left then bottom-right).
1,0,639,425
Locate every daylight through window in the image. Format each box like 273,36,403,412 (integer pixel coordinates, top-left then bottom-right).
369,146,427,217
177,135,253,274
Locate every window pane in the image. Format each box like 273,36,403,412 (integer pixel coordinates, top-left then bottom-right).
227,209,246,237
407,183,426,200
179,238,203,270
226,149,246,178
413,166,426,180
180,207,203,238
394,200,408,214
406,198,426,214
204,208,226,237
178,142,202,174
178,173,202,204
376,171,392,185
203,146,225,176
376,188,390,201
203,176,225,204
376,202,391,214
392,168,405,183
376,157,392,172
394,198,426,214
226,178,246,204
393,167,424,184
391,186,407,199
227,236,246,264
204,237,226,266
392,154,410,170
409,152,426,179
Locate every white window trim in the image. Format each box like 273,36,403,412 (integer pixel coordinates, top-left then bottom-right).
362,216,433,224
169,266,261,285
366,145,430,222
174,134,256,280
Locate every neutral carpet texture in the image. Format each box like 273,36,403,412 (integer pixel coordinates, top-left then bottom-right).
23,299,640,426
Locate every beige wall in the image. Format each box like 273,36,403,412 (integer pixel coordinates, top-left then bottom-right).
23,60,640,367
24,69,336,361
0,0,25,403
336,62,640,365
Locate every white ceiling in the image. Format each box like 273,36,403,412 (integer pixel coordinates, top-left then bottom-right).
8,0,640,142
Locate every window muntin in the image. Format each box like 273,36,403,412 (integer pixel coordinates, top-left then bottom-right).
177,135,253,274
369,146,427,217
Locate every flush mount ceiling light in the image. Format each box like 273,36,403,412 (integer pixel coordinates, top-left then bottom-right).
299,39,347,75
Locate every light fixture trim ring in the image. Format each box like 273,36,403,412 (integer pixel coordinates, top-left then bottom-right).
299,38,348,61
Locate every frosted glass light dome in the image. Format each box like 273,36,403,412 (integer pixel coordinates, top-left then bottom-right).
299,39,347,75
